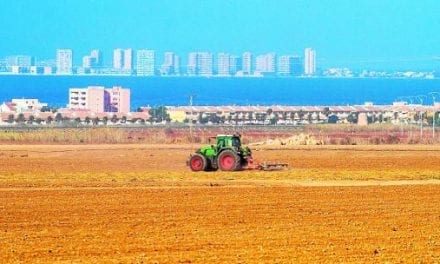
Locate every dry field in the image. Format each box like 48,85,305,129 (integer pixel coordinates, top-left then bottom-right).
1,144,440,262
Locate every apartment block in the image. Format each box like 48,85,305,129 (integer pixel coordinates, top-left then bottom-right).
113,48,133,72
136,49,155,76
242,52,253,75
217,53,230,76
229,55,242,75
56,49,73,74
255,53,276,73
278,55,302,76
69,86,130,113
304,48,316,75
6,55,34,67
160,52,180,75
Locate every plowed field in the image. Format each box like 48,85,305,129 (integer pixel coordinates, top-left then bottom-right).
1,144,440,262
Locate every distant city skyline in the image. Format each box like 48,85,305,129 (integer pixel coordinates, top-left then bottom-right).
0,1,439,70
0,48,314,77
0,47,436,79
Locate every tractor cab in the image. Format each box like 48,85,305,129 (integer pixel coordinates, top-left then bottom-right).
215,134,241,150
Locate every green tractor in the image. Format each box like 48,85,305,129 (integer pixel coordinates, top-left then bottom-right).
187,134,253,171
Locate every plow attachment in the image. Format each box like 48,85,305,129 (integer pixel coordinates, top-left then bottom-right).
246,160,289,171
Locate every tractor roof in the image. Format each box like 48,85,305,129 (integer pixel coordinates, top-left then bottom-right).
216,134,241,138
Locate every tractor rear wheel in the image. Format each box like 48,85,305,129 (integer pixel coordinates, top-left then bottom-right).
189,154,207,172
218,150,241,171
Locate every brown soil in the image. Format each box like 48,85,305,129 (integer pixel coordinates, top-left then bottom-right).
1,144,440,262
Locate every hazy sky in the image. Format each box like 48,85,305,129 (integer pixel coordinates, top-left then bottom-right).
1,0,439,69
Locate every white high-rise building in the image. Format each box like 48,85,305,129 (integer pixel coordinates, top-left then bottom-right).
278,55,302,76
187,52,198,75
113,49,124,69
136,49,155,76
81,49,102,73
217,53,230,76
304,48,316,75
197,52,213,76
90,49,102,67
113,48,133,72
242,52,253,75
82,56,92,68
186,52,212,76
123,49,133,71
6,55,34,67
56,49,73,74
160,52,180,75
229,55,241,75
255,53,276,73
173,54,180,75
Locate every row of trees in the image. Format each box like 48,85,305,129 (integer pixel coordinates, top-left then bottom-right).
4,106,171,125
4,106,440,126
6,113,134,125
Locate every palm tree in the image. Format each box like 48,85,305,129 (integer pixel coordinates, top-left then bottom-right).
46,116,53,124
266,108,273,118
27,115,35,125
247,112,254,123
307,113,313,123
322,107,331,117
7,114,14,124
111,114,118,124
55,113,63,123
297,109,305,121
16,113,25,124
289,112,295,122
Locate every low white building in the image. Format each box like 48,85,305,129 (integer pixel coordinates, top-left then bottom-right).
0,99,47,113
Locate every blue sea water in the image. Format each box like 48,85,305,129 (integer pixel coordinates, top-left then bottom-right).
0,75,439,110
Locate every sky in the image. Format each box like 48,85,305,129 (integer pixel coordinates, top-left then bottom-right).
1,0,439,70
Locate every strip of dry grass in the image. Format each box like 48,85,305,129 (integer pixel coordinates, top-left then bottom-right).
1,124,440,145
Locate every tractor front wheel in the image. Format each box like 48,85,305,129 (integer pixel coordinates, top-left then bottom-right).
218,150,241,171
189,154,208,172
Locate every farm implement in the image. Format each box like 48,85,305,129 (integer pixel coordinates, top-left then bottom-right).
187,134,288,172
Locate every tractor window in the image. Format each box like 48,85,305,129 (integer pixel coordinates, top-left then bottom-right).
217,139,225,148
232,137,241,147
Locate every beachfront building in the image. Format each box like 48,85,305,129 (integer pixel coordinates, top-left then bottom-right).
304,48,316,75
255,53,276,75
165,103,439,126
68,86,130,113
278,55,302,76
186,52,213,76
229,55,242,76
136,49,155,76
217,53,230,76
242,52,253,75
6,55,34,73
56,49,73,75
160,52,180,76
113,48,133,73
81,49,103,74
0,99,47,113
197,52,213,76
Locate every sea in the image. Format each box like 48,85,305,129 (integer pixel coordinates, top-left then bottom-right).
0,75,439,110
